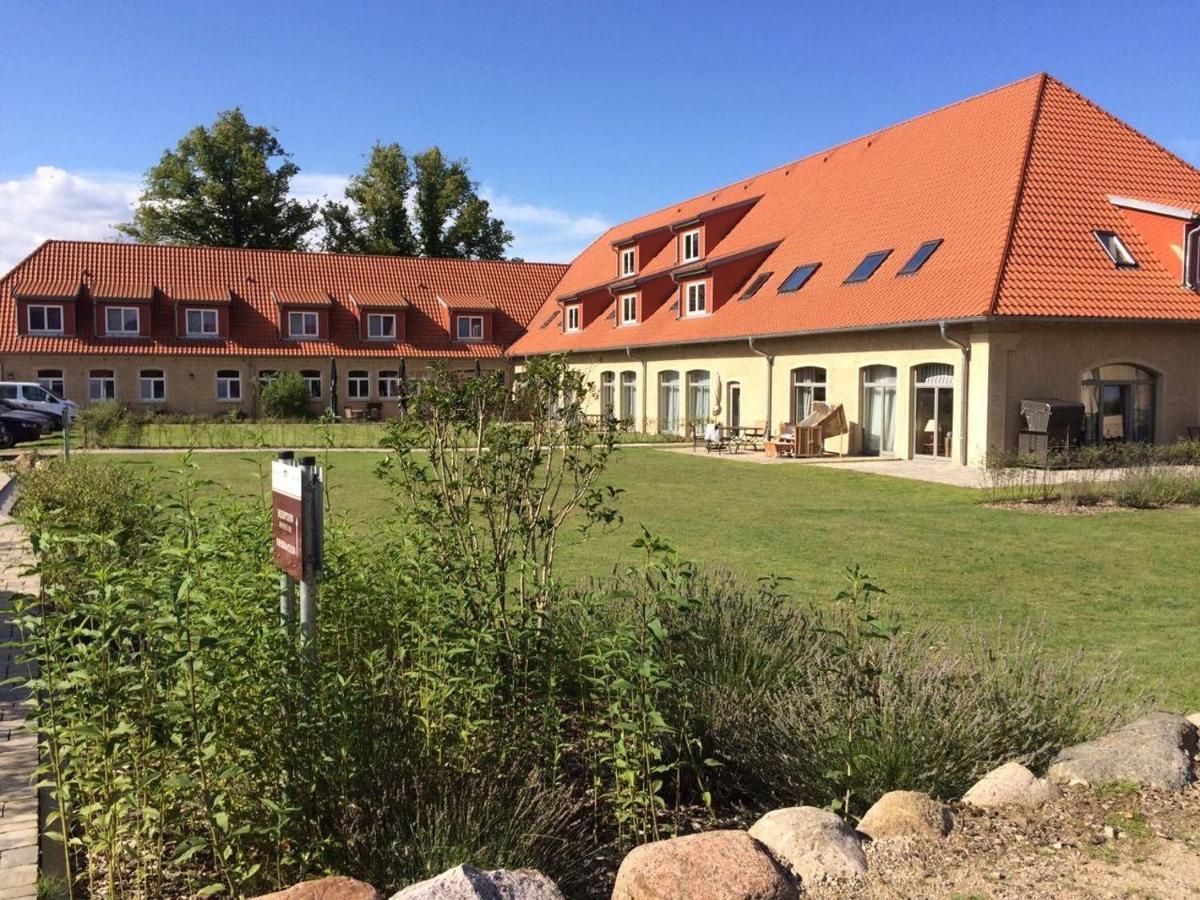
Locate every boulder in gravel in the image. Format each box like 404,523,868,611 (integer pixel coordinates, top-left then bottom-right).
390,865,563,900
748,806,867,883
1187,712,1200,729
612,830,798,900
857,791,954,841
1047,712,1198,791
962,762,1060,810
254,876,383,900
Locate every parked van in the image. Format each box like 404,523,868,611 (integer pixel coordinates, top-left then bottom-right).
0,382,79,428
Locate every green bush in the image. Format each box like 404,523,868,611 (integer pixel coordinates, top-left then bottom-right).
79,400,137,446
259,372,312,419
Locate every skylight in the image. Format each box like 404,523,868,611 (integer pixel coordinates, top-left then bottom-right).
740,272,773,299
779,264,820,293
1093,230,1137,268
844,250,892,284
897,239,943,276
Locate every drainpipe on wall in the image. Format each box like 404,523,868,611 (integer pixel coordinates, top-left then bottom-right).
748,336,774,438
625,347,648,433
1185,220,1200,291
938,321,970,466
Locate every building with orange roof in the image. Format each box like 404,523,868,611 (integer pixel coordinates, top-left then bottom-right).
510,74,1200,464
2,74,1199,461
0,241,566,417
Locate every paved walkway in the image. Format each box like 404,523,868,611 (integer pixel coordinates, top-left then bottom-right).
0,509,37,900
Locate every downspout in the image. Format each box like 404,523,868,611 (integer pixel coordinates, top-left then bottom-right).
748,336,774,438
1185,220,1200,290
938,321,970,466
626,347,648,434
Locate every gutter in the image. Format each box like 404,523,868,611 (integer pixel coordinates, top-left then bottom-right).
748,336,774,438
938,321,970,466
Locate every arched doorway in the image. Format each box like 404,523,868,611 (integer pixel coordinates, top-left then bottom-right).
658,371,680,434
1082,364,1156,443
912,363,954,459
861,365,897,456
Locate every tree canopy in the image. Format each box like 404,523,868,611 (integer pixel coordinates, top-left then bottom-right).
118,108,317,250
322,143,513,259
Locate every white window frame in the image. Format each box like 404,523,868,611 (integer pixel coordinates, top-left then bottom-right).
138,369,166,403
367,313,397,340
300,370,322,399
620,247,636,276
88,370,116,402
378,371,400,398
684,281,708,317
620,294,638,325
565,304,581,332
681,228,701,262
456,315,484,341
287,310,320,338
347,370,370,400
216,370,242,402
27,304,64,335
185,307,220,337
104,305,141,336
37,369,65,397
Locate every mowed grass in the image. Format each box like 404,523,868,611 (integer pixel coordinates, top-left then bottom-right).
101,447,1200,708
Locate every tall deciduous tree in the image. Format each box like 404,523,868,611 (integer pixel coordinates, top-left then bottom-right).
322,143,513,260
118,108,317,250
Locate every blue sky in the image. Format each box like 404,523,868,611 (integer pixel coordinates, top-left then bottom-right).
1,0,1197,269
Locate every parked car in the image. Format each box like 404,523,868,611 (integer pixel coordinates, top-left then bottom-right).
0,400,56,434
0,382,78,428
0,408,45,448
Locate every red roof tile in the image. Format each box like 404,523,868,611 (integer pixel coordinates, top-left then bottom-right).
511,74,1200,357
0,242,566,358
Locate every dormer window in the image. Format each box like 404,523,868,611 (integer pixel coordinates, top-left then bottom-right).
288,311,320,338
1093,230,1137,268
620,294,638,325
565,304,581,332
185,308,219,337
367,312,397,340
620,247,636,276
684,281,707,317
681,229,702,262
28,304,64,335
457,315,484,341
105,306,141,336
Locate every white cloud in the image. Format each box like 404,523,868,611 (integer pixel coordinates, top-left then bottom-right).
0,166,141,273
481,187,608,262
0,166,603,275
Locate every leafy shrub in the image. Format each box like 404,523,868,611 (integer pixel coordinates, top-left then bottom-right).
79,400,137,446
259,372,311,419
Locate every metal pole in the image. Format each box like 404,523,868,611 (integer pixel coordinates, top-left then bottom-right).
62,414,70,460
298,456,319,651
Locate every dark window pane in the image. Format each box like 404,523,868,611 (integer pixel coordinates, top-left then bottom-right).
844,250,892,284
779,264,820,293
741,272,772,299
897,239,943,276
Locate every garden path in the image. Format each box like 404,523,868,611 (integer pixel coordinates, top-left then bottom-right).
0,501,39,900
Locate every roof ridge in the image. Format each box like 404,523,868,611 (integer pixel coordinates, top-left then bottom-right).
33,239,567,269
601,72,1050,242
988,73,1049,316
1042,75,1200,180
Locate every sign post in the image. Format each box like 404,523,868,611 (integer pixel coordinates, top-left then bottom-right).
272,451,324,652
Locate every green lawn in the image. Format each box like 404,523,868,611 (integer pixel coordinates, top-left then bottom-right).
101,447,1200,708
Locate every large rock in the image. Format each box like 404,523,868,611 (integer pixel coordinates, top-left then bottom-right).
612,830,798,900
254,877,384,900
390,866,562,900
856,791,954,841
748,806,867,883
962,762,1060,810
1047,712,1198,791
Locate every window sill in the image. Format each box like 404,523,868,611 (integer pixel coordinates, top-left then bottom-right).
184,333,224,340
27,330,65,337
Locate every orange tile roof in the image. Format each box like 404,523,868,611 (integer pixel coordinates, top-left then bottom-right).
0,242,567,358
511,74,1200,357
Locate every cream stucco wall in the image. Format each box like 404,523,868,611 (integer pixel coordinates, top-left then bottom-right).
554,325,977,462
981,321,1200,452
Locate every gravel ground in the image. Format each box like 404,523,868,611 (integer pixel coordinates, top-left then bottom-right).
805,784,1200,899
